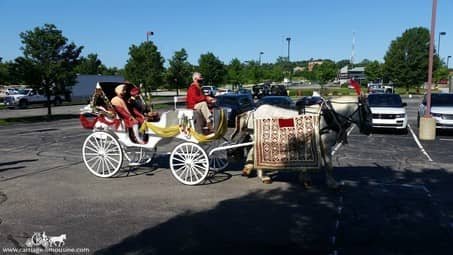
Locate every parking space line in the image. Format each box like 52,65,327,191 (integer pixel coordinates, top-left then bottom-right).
407,124,433,162
440,139,453,142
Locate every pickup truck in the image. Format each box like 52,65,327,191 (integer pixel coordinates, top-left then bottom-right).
367,83,394,94
4,88,64,108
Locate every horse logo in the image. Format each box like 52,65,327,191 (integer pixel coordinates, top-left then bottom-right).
24,232,67,248
49,234,67,247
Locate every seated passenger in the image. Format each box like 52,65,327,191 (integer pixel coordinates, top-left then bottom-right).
111,84,145,144
129,86,160,122
186,72,216,131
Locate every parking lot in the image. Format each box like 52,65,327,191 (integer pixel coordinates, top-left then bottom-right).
0,97,453,254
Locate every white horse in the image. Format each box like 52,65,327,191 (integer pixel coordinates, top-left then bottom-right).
49,234,67,247
233,95,372,188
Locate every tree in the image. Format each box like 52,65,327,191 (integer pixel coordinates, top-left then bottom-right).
19,24,83,115
198,52,226,85
124,41,165,94
365,60,383,82
75,53,103,74
336,59,351,69
0,61,10,84
312,61,337,84
166,48,192,95
383,27,439,91
226,58,243,89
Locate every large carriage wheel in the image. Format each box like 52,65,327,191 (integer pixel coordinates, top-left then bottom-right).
170,142,209,185
82,131,123,177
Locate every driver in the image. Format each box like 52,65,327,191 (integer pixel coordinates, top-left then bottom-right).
186,72,216,130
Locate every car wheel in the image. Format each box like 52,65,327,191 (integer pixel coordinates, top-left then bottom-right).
19,99,28,109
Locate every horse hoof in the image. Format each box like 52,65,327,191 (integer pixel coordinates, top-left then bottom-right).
303,181,313,190
262,177,272,184
241,164,253,177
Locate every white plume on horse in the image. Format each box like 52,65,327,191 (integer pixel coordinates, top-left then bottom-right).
49,234,67,247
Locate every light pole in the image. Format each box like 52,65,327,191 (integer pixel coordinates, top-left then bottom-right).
447,55,451,68
258,51,264,65
146,31,154,42
419,0,438,140
286,37,291,82
437,31,446,56
286,37,291,62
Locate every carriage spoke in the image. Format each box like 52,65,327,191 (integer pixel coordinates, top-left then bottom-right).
173,165,186,173
85,155,99,163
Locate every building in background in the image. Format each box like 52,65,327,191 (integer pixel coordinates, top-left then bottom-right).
70,74,124,102
338,65,366,85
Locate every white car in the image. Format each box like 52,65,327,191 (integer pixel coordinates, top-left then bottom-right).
418,93,453,129
367,93,407,130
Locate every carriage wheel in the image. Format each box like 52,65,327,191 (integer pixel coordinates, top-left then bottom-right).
82,132,123,177
205,141,229,172
170,142,209,185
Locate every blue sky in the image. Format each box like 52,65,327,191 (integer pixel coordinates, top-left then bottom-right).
0,0,452,68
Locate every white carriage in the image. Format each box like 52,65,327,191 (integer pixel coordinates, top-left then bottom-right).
80,82,250,185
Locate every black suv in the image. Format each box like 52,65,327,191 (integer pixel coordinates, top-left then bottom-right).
215,93,255,127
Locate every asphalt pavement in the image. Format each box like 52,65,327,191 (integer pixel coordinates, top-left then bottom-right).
0,98,452,255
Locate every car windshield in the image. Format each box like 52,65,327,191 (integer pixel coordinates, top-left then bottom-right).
367,94,403,107
430,94,453,106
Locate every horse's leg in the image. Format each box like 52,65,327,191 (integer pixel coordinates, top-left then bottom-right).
298,169,312,189
241,147,254,177
258,169,272,184
323,147,339,189
321,134,339,189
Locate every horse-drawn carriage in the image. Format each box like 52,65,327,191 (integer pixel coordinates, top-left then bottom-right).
80,82,254,185
80,81,372,187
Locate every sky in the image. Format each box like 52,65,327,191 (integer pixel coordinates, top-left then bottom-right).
0,0,452,68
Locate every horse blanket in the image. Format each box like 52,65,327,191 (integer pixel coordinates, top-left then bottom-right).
254,114,321,170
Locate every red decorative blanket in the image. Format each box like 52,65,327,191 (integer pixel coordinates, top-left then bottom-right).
254,114,321,170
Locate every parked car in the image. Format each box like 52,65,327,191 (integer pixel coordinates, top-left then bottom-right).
367,93,407,131
215,93,255,127
367,83,394,94
201,86,217,97
270,84,288,96
255,96,295,109
4,88,64,108
215,88,233,96
252,84,271,99
418,93,453,129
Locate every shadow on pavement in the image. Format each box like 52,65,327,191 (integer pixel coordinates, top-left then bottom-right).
95,164,453,255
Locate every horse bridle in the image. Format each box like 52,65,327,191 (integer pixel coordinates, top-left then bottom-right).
320,96,371,143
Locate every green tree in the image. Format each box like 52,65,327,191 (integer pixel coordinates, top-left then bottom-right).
336,59,350,69
166,48,192,95
198,52,226,85
313,61,337,84
124,41,165,93
365,60,383,82
434,65,449,83
0,61,10,84
226,58,243,89
75,53,103,74
383,27,439,91
19,24,83,115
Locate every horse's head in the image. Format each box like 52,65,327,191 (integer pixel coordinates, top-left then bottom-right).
355,95,372,135
327,95,372,135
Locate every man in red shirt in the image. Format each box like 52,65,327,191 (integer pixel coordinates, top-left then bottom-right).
187,72,216,129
